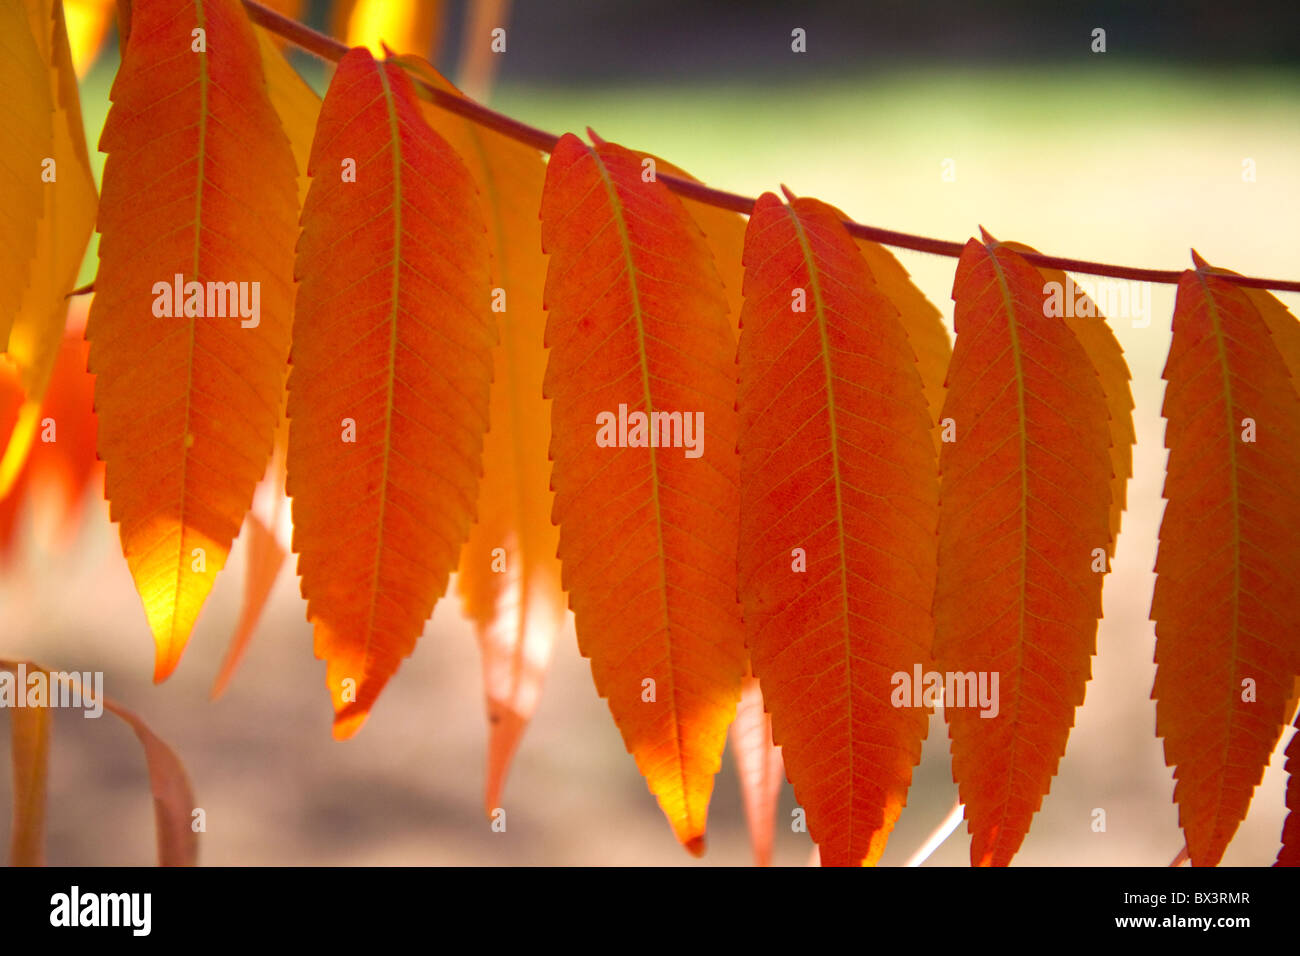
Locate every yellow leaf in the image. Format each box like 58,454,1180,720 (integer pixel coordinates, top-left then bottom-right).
7,0,97,404
253,23,319,208
0,0,53,350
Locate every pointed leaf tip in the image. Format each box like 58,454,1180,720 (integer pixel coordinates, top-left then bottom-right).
779,183,797,202
738,195,937,866
1190,249,1210,271
978,225,998,244
540,134,743,849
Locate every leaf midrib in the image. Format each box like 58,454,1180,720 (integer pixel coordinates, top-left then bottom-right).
588,147,686,823
171,0,208,655
786,204,855,852
1194,271,1243,847
361,61,403,676
982,245,1030,860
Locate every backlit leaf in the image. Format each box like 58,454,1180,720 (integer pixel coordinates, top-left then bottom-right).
1151,253,1300,866
730,670,783,867
853,238,951,450
7,0,97,405
0,0,53,350
737,191,937,866
541,132,744,852
3,310,101,561
1000,240,1134,552
211,431,287,699
287,48,493,739
936,235,1112,866
398,55,564,810
86,0,299,680
253,22,319,207
634,148,747,338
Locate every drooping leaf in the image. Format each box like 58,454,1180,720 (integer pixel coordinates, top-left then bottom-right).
730,670,784,866
1,660,198,866
6,670,50,866
1279,714,1300,867
737,191,937,867
7,0,97,405
211,432,287,699
86,0,299,680
287,48,492,740
397,55,563,810
936,234,1112,866
853,238,951,450
1000,240,1134,552
1151,253,1300,866
541,132,745,853
0,0,53,351
101,691,199,866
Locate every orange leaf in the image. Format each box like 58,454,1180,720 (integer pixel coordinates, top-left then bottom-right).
936,235,1112,866
634,149,747,339
287,48,493,740
853,238,951,451
736,191,937,866
1,660,198,866
999,241,1134,552
730,671,783,866
18,315,102,555
253,21,319,208
541,132,744,852
8,0,97,405
86,0,298,681
0,357,27,558
210,444,287,700
396,55,564,810
1151,254,1300,866
1279,715,1300,867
